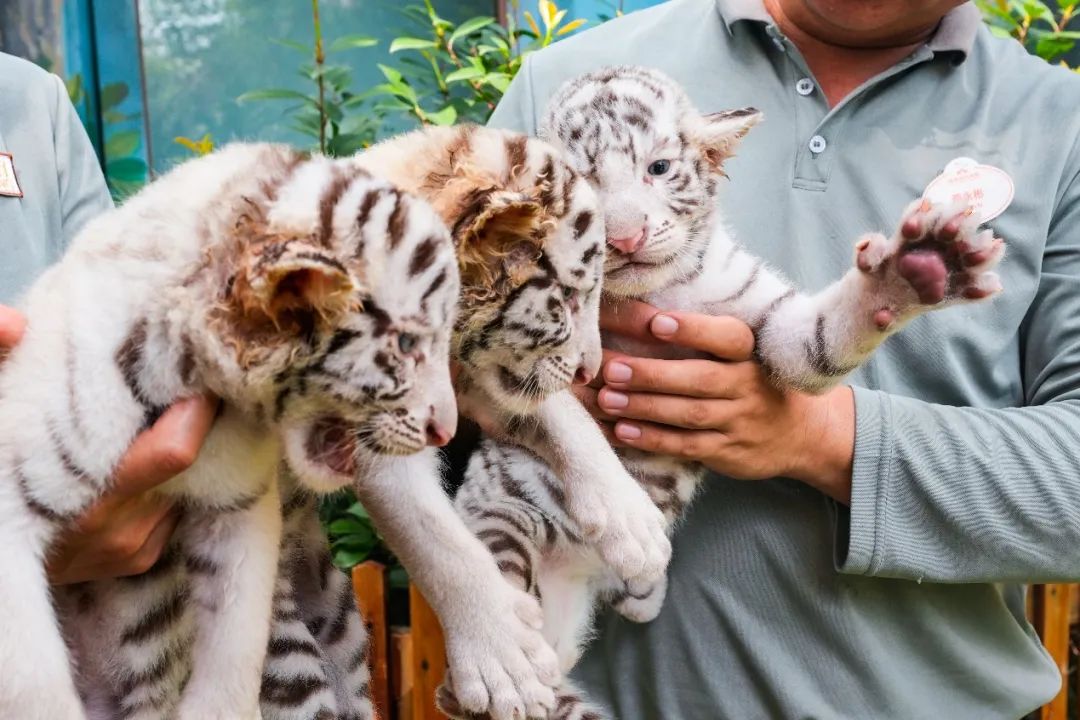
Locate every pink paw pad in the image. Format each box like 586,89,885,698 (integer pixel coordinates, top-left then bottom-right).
897,250,948,304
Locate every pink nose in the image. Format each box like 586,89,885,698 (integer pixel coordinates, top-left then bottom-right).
607,228,647,255
425,420,452,447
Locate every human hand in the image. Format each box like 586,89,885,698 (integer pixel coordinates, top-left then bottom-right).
46,396,219,584
0,303,220,584
574,300,855,503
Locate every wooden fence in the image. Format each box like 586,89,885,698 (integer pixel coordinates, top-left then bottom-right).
351,564,1077,720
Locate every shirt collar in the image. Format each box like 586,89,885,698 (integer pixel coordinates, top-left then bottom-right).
715,0,980,63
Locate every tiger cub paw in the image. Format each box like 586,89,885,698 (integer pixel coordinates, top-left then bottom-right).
566,467,671,585
440,583,559,720
854,198,1005,330
611,575,669,624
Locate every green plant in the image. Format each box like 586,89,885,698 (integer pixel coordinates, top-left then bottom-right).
977,0,1080,65
371,0,587,128
318,490,401,574
238,0,380,157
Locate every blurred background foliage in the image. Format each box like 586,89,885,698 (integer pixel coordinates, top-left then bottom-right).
976,0,1080,65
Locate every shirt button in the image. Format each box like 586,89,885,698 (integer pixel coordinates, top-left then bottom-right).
808,135,827,153
796,78,815,96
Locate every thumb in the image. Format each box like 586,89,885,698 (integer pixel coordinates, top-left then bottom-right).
0,305,27,349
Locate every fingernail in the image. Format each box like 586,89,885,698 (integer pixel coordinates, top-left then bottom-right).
615,422,642,440
605,361,632,383
651,314,678,337
600,390,629,410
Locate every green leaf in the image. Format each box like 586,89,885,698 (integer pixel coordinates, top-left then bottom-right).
324,101,344,123
329,34,379,52
332,549,369,569
106,157,147,183
449,16,496,47
425,104,458,126
1035,31,1078,58
323,66,353,93
389,37,439,53
237,88,312,104
483,72,513,92
327,518,368,535
445,66,485,83
1021,0,1056,22
327,132,371,157
270,37,311,54
988,24,1016,37
100,82,129,111
347,503,371,521
378,64,405,84
105,130,140,158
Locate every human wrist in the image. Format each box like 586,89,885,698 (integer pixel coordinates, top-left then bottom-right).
787,386,855,504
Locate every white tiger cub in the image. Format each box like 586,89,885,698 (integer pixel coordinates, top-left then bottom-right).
0,143,461,720
341,125,672,720
449,66,1007,718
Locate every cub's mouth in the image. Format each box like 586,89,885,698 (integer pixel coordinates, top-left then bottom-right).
305,416,358,476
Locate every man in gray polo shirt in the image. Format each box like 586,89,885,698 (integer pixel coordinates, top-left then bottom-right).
490,0,1080,717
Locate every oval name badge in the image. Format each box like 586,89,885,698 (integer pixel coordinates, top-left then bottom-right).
922,157,1014,224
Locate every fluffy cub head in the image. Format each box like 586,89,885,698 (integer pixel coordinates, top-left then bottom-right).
353,126,605,416
195,145,460,490
541,65,761,297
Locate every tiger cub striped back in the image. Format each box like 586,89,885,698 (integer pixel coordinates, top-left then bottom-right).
0,143,460,720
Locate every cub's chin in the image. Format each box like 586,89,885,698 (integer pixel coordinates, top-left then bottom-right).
284,412,429,492
604,259,681,298
473,365,563,417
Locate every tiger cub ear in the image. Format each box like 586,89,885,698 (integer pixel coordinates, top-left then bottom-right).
455,189,545,288
697,107,762,171
233,238,360,329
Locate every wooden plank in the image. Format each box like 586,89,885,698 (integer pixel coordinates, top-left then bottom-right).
1033,584,1073,720
409,583,449,720
353,561,390,720
392,628,414,720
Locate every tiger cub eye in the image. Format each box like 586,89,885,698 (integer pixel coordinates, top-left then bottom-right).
398,333,418,354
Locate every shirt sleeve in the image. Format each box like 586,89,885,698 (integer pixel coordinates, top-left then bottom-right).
837,162,1080,584
487,55,539,134
49,74,112,247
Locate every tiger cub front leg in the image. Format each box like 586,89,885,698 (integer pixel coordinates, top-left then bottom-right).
748,199,1005,392
512,390,671,586
175,479,283,720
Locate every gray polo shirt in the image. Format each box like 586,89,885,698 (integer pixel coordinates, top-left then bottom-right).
490,1,1080,717
0,52,112,306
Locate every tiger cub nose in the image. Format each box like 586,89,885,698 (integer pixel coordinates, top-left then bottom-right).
607,228,647,255
425,404,455,447
425,420,453,447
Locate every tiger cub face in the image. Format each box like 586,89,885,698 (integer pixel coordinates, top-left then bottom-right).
352,126,605,416
190,146,459,490
540,65,762,297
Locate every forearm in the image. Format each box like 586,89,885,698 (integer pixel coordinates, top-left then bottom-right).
837,389,1080,583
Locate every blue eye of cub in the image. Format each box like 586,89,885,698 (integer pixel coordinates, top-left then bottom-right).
648,160,671,176
398,333,417,354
